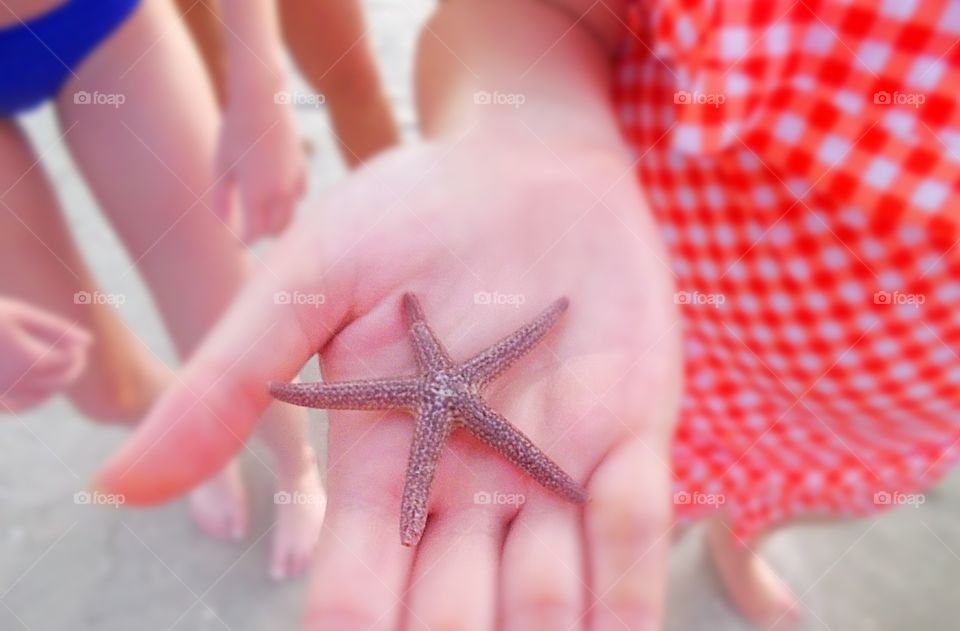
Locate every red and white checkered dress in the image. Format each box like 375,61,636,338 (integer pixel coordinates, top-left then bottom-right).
613,0,960,540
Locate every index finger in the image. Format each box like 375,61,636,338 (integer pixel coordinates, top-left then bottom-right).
93,252,352,504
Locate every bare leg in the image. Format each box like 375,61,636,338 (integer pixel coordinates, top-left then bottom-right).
706,518,801,629
176,0,397,164
55,0,322,576
173,0,227,106
258,418,325,580
279,0,399,166
0,120,168,422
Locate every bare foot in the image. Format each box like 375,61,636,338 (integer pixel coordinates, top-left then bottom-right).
706,520,802,629
270,446,325,581
189,459,248,543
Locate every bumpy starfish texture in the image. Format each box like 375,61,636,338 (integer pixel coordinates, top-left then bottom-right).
269,293,588,546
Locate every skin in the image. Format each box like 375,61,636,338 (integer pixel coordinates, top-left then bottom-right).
96,134,681,630
0,120,169,422
175,0,400,167
277,0,399,166
0,297,90,412
95,1,684,628
95,0,796,628
212,0,307,244
707,519,801,628
188,0,306,244
271,294,588,547
174,0,228,105
0,0,319,578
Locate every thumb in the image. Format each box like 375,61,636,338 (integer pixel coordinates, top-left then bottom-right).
93,237,354,504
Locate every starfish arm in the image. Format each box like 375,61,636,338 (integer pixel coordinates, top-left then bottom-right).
400,400,453,546
269,378,422,410
457,394,588,504
402,293,453,372
460,297,569,388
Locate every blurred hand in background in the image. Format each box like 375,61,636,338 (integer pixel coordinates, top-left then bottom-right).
177,0,399,169
210,0,306,244
0,297,90,413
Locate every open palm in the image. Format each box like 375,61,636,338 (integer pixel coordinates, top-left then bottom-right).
97,131,682,631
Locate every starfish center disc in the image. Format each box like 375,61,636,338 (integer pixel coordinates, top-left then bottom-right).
427,371,471,403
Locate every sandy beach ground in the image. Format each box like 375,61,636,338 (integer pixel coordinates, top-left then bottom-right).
2,1,959,629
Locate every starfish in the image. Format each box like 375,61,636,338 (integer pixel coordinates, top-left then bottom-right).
269,293,588,546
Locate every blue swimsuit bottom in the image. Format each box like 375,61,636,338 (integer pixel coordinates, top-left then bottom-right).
0,0,141,116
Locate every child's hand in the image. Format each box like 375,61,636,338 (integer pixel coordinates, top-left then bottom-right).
95,127,683,630
0,298,90,412
214,91,306,244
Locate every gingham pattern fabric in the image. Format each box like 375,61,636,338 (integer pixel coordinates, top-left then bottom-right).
613,0,960,540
